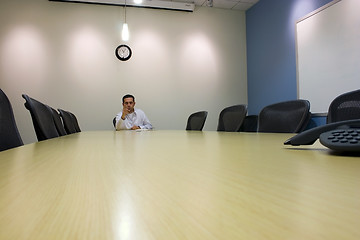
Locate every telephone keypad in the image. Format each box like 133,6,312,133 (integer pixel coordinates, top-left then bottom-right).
319,129,360,152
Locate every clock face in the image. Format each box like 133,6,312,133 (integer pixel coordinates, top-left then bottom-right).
115,44,132,61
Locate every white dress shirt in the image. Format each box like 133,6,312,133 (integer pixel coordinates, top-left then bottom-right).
115,108,153,130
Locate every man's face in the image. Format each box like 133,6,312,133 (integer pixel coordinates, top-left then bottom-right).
123,97,135,113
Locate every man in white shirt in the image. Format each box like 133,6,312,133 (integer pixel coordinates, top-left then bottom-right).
115,94,153,130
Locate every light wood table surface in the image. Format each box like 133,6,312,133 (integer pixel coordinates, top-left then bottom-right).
0,130,359,239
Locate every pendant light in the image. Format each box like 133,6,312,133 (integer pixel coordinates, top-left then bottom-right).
122,0,129,41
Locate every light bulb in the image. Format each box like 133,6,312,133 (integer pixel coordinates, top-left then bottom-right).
122,23,129,41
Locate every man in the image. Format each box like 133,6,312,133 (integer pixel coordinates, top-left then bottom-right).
115,94,153,130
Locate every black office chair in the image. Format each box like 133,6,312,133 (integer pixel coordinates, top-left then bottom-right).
58,109,78,134
258,99,311,133
22,94,60,141
327,89,360,123
48,106,67,136
113,117,116,128
217,105,247,132
69,111,81,132
0,89,24,151
186,111,208,131
239,115,258,132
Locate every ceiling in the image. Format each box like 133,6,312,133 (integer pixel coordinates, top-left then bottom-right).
176,0,259,11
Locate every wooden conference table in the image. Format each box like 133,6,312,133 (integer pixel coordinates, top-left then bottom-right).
0,130,359,239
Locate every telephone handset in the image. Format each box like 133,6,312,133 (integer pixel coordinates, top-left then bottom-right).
284,119,360,152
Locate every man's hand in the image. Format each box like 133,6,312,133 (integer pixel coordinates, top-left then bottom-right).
131,126,140,130
121,108,131,120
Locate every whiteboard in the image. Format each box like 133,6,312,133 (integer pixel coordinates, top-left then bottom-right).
296,0,360,113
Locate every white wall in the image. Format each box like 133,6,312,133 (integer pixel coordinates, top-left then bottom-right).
0,0,247,144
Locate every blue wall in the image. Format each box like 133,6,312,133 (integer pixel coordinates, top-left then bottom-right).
246,0,333,116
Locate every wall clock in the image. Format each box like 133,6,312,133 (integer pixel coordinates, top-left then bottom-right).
115,44,132,61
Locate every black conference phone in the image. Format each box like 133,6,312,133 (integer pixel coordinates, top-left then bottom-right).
284,119,360,152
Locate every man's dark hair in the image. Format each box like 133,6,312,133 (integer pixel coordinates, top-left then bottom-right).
122,94,135,103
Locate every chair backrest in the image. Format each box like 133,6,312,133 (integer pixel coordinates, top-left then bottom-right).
0,89,23,151
258,100,311,133
239,115,258,132
22,94,59,141
58,109,78,134
113,117,116,128
48,106,67,136
186,111,208,131
327,89,360,123
69,111,81,132
217,105,247,132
